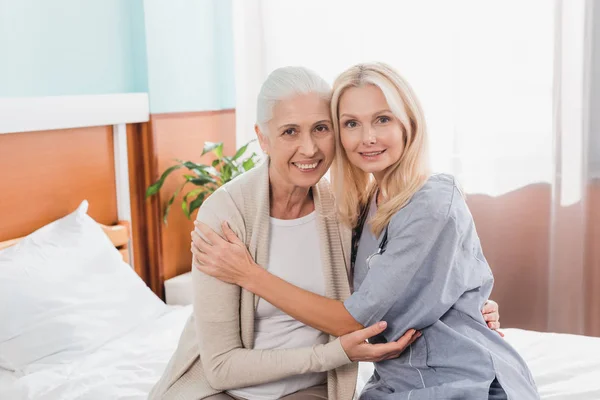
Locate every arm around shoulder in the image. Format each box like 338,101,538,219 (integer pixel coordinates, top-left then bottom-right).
191,189,352,390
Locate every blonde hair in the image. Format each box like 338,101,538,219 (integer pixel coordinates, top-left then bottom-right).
330,62,431,236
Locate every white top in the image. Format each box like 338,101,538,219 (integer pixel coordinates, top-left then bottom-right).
228,210,328,399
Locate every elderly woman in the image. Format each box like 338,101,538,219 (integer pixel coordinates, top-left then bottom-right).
149,67,424,400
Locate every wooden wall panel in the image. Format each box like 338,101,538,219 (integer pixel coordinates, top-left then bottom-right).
127,123,153,283
585,180,600,336
0,126,118,241
136,109,236,298
467,184,551,332
469,182,600,336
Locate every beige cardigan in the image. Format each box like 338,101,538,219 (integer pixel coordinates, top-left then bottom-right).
149,160,358,400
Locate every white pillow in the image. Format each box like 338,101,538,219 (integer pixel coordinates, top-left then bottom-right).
0,201,166,372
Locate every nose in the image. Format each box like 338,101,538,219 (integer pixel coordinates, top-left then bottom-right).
361,125,377,146
299,132,318,156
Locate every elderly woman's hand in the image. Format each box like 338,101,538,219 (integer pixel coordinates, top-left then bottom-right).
482,300,503,337
191,221,258,286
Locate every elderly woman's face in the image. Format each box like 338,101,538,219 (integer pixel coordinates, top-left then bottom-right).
259,93,334,188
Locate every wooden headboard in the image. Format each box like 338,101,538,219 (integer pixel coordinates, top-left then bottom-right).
0,126,135,264
0,125,133,261
0,221,132,265
0,93,149,281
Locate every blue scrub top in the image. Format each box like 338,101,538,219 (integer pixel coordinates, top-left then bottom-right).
344,174,539,400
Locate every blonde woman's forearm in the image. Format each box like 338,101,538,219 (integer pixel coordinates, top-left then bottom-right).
244,266,364,337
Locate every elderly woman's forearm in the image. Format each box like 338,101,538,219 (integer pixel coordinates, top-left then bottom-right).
244,266,364,336
201,339,350,390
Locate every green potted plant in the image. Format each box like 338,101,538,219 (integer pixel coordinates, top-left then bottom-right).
146,140,259,224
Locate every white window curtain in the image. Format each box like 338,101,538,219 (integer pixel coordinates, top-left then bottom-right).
232,0,600,336
233,0,555,197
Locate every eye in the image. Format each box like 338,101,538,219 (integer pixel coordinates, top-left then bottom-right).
377,115,391,124
344,120,358,129
314,124,330,133
282,128,296,136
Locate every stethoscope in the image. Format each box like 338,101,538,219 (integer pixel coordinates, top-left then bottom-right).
365,225,389,269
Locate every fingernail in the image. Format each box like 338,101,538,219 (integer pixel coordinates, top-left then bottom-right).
379,321,387,328
416,331,422,337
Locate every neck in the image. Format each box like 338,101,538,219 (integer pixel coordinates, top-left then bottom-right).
373,170,385,186
268,167,314,219
373,172,386,205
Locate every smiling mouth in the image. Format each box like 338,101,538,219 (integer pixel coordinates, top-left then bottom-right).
292,160,321,171
359,150,386,157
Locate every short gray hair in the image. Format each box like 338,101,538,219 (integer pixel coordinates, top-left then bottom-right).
256,66,331,133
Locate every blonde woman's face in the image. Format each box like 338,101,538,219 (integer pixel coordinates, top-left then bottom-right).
258,93,334,188
338,85,405,180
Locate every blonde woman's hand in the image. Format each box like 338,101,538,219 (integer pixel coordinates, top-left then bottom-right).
340,321,421,362
192,221,258,285
482,300,504,337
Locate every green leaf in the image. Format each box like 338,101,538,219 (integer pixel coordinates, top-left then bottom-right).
221,163,232,183
232,139,257,160
163,181,188,225
182,161,206,173
183,162,217,175
221,156,237,173
145,164,182,198
202,142,222,156
182,200,190,218
212,159,221,167
213,143,224,158
242,158,255,171
188,192,208,217
183,187,206,202
188,175,217,186
202,166,220,176
182,161,197,169
232,143,248,160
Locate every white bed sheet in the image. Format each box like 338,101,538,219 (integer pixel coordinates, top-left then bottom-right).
0,306,190,400
2,305,599,400
356,328,600,400
502,328,600,399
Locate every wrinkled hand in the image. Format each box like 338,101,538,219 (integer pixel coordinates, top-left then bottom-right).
340,321,421,362
191,221,257,285
482,300,503,337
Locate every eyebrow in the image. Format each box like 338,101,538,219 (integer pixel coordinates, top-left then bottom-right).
278,123,300,129
278,120,332,129
340,109,393,119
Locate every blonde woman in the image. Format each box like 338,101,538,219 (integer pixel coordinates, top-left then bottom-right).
193,64,516,399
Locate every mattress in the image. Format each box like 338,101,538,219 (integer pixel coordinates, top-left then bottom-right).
2,305,599,399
